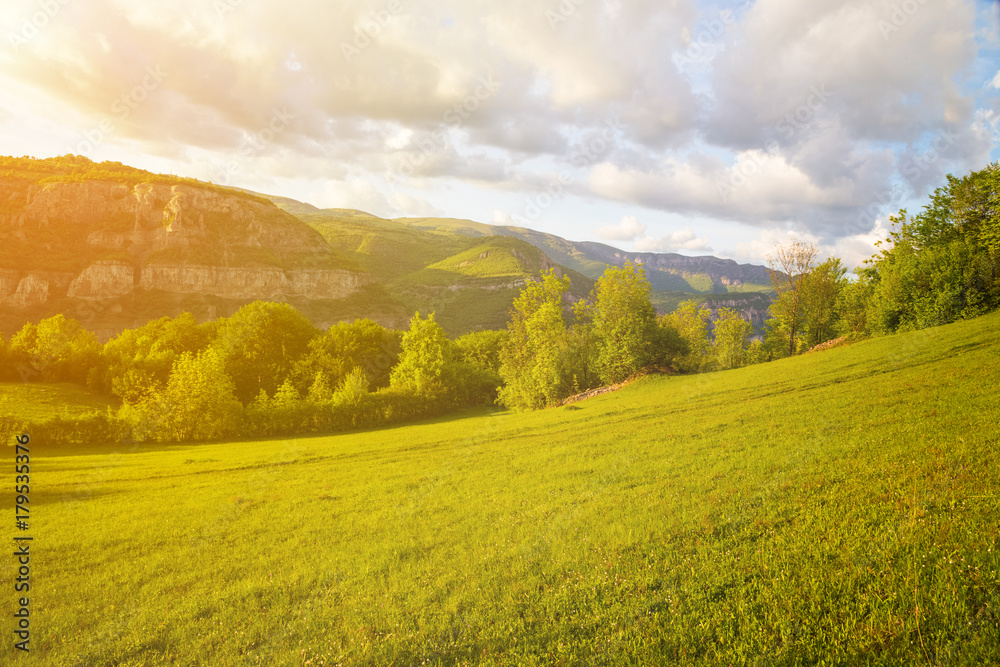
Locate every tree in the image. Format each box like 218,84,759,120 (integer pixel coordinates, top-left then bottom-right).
8,314,101,383
498,270,573,411
99,313,214,403
799,257,847,349
212,301,319,403
766,241,818,356
713,308,752,370
292,319,402,393
453,330,508,376
124,347,242,442
390,312,452,394
951,162,1000,255
585,261,661,384
855,163,1000,335
662,300,711,372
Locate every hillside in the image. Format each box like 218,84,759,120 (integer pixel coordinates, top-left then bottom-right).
290,208,594,334
0,156,371,338
20,311,1000,665
394,216,775,293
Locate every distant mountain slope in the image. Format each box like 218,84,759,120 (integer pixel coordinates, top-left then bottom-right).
282,207,593,333
395,217,775,293
0,156,371,337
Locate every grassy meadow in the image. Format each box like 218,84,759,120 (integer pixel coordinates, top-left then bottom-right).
5,312,1000,665
0,382,117,422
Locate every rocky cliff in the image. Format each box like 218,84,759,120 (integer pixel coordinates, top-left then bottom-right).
0,173,371,336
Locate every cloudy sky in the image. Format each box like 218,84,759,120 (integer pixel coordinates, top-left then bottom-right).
1,0,998,267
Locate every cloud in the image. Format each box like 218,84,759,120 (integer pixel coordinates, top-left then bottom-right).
596,216,710,253
596,215,647,241
493,209,514,225
992,70,1000,89
634,228,711,252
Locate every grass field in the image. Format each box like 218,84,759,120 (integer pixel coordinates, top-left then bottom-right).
5,312,1000,665
0,382,116,421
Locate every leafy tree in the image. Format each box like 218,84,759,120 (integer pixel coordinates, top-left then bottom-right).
100,313,214,403
306,371,334,403
292,319,401,393
951,162,1000,254
8,315,101,383
856,163,1000,335
584,261,661,384
662,300,712,372
123,347,242,442
271,378,301,407
212,301,319,403
453,330,508,376
761,314,794,359
390,312,452,394
800,257,848,349
766,241,818,356
713,308,752,370
745,338,767,365
836,272,874,336
498,270,573,411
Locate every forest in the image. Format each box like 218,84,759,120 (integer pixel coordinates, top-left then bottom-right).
1,162,997,443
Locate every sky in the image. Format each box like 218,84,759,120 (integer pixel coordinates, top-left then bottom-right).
1,0,998,268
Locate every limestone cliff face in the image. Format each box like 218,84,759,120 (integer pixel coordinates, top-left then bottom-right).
138,265,367,300
66,261,134,300
0,179,370,324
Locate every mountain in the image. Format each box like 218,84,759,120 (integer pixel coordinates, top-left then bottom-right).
290,209,594,333
277,207,777,330
392,217,775,293
0,157,371,338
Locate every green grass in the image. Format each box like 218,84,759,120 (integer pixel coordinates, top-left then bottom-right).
7,313,1000,665
0,382,116,421
423,237,546,279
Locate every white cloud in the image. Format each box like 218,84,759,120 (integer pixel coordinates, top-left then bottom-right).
596,216,710,253
991,70,1000,89
493,209,514,225
596,215,646,241
634,228,710,252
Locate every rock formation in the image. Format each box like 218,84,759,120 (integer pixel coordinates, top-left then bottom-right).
0,178,371,336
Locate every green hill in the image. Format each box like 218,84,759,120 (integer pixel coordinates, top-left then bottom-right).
21,311,1000,665
289,209,595,333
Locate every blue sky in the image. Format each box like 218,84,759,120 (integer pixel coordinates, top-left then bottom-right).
1,0,997,268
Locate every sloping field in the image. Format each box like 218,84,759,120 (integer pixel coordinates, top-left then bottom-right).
0,382,116,422
8,312,1000,665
